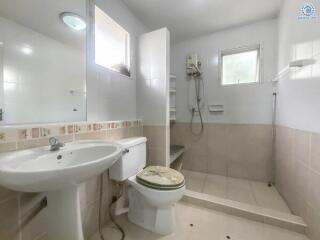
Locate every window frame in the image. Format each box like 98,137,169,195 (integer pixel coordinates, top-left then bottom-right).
93,5,131,78
219,44,263,86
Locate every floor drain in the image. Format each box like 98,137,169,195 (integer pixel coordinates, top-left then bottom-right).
189,224,194,227
226,236,231,239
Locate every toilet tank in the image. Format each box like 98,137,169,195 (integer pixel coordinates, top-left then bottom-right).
109,137,147,181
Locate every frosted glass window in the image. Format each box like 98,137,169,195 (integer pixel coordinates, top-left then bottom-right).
95,6,130,77
221,47,260,85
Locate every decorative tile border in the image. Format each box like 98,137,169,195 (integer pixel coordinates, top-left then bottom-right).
0,120,142,143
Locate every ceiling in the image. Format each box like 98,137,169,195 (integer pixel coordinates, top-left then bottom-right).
0,0,86,50
122,0,284,43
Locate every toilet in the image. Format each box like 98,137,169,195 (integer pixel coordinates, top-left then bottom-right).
109,137,185,235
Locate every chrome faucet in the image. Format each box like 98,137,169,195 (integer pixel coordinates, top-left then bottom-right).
49,137,65,151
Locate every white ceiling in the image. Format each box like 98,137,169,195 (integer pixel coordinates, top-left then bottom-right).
0,0,86,49
122,0,284,43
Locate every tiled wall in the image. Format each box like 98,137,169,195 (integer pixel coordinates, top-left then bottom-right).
275,126,320,240
87,0,149,122
171,19,277,125
137,28,171,168
276,1,320,239
0,15,86,125
171,123,273,182
143,126,169,167
0,120,143,240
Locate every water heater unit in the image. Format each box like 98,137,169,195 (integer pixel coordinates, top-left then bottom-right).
187,53,199,75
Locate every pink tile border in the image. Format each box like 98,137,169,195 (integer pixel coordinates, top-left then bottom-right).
0,119,143,143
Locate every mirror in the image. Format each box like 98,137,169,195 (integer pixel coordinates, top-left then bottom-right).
0,0,87,125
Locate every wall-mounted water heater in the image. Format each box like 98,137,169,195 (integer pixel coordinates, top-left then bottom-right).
187,53,201,76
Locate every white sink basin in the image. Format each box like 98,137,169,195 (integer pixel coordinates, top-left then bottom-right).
0,140,122,192
0,140,123,240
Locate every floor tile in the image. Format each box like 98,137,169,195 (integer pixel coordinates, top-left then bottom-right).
90,202,309,240
250,181,291,214
227,177,257,205
203,174,227,198
183,170,293,215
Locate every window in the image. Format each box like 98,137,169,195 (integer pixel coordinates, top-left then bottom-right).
95,6,130,77
220,45,261,85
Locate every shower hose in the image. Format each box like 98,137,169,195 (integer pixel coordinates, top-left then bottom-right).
98,174,125,240
190,77,204,136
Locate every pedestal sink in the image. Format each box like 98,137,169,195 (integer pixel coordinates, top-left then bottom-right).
0,140,123,240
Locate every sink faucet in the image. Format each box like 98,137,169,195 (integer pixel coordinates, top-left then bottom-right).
49,137,65,151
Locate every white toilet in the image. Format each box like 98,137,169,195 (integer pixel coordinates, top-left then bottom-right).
109,137,185,235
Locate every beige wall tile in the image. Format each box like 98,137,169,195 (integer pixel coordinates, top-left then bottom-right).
75,131,107,141
227,161,250,179
310,133,320,174
0,142,16,153
294,130,311,165
144,126,167,167
275,126,294,167
290,161,308,218
0,197,19,240
173,123,273,181
170,123,187,146
207,124,227,175
207,152,227,176
21,208,48,240
16,139,40,150
184,123,208,156
147,147,165,166
128,127,143,137
307,169,320,211
107,129,127,141
181,148,208,173
306,204,320,240
275,125,320,240
0,187,17,203
246,162,272,182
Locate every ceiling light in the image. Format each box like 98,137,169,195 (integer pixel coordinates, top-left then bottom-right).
21,45,33,55
60,12,86,31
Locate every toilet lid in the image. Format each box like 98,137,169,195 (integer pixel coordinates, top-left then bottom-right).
136,166,185,190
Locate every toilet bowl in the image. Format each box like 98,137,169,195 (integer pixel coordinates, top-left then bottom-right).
109,137,185,235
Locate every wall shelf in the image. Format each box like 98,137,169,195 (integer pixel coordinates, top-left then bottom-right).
170,74,177,123
170,145,185,164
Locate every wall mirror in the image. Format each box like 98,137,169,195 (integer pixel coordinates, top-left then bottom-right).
0,0,87,125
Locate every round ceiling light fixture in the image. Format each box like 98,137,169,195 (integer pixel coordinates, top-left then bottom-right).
60,12,86,31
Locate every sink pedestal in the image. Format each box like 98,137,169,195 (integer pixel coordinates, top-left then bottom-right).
46,185,84,240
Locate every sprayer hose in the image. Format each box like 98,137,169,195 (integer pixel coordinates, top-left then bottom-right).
190,77,204,136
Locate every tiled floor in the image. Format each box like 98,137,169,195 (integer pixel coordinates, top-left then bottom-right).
182,170,291,214
90,202,309,240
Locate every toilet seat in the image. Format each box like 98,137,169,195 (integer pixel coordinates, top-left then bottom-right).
136,166,185,190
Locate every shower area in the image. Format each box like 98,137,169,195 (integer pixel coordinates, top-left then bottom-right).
169,20,302,223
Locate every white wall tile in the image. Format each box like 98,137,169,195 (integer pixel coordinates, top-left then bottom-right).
136,28,170,126
172,19,278,124
87,0,149,122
